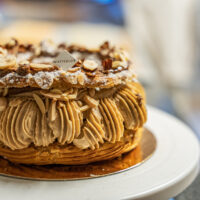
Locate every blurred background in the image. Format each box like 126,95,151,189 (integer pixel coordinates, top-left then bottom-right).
0,0,199,199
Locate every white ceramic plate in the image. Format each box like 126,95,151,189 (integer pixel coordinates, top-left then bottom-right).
0,106,199,200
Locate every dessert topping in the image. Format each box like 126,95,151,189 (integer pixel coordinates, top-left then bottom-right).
30,63,53,69
83,59,98,71
83,95,99,108
102,58,112,70
53,50,77,70
77,73,84,85
0,47,7,57
0,56,16,69
33,93,46,114
5,38,18,49
112,61,124,69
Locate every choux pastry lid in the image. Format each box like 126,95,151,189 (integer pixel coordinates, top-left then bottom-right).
0,39,136,89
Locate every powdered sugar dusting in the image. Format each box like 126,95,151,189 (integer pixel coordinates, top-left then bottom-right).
33,70,63,89
34,72,54,89
0,65,135,89
0,68,135,89
0,70,63,89
0,40,137,89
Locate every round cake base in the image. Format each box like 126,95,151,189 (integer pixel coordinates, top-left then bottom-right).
0,128,156,180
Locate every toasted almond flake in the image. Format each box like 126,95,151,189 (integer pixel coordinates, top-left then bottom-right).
19,60,29,65
83,95,99,108
40,91,70,101
112,52,120,59
100,49,109,56
0,47,7,57
60,94,69,100
112,61,124,69
77,100,83,107
63,88,77,99
67,94,77,99
30,63,52,69
7,39,16,47
120,50,129,61
34,47,41,56
68,67,80,73
83,59,98,71
0,56,16,69
50,89,63,94
77,73,84,85
85,71,96,77
33,93,46,114
80,105,90,112
0,97,7,111
63,88,73,95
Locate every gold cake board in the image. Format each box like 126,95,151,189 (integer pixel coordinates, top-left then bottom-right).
0,128,156,181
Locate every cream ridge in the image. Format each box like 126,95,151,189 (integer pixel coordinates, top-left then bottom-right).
0,82,146,150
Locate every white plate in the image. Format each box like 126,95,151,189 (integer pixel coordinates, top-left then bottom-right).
0,106,199,200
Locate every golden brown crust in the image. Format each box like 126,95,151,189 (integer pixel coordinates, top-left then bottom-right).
0,144,143,180
0,39,136,89
0,128,142,165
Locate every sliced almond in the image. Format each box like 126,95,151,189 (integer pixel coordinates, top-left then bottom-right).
83,95,99,108
7,38,17,47
80,105,90,112
100,49,109,56
77,73,84,85
83,59,98,71
30,63,52,69
112,61,124,69
0,47,7,57
67,94,77,99
50,89,63,94
19,60,30,66
68,67,80,73
0,97,7,112
77,100,83,107
0,56,16,69
120,50,130,61
34,46,41,56
33,93,46,114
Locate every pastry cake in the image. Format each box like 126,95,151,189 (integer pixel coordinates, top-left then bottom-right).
0,39,147,165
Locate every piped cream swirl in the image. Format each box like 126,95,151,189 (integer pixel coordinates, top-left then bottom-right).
0,82,147,150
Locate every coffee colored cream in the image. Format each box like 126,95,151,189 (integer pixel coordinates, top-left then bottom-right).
0,82,146,150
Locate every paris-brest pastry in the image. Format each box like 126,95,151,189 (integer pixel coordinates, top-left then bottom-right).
0,39,147,165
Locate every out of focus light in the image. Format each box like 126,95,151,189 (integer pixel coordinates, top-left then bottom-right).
93,0,115,4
